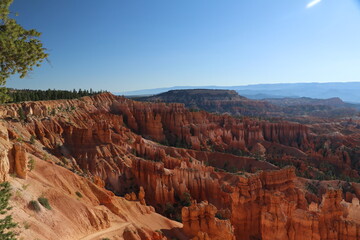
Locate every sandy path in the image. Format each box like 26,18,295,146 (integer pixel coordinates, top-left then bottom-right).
79,222,131,240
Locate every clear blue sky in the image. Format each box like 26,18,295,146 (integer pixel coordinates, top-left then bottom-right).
8,0,360,92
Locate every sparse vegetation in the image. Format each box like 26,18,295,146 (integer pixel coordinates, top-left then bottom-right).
38,197,51,210
306,182,319,195
23,221,31,229
75,191,83,198
0,182,18,240
14,189,22,200
17,108,26,121
60,157,68,166
29,200,41,212
29,135,36,144
180,192,191,207
27,157,35,171
215,212,228,220
164,202,176,217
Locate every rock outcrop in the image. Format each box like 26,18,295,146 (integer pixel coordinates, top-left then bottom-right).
0,93,359,240
182,200,235,240
0,146,10,182
8,143,28,179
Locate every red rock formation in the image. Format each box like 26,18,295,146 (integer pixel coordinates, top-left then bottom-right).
0,123,10,182
138,186,146,205
182,200,235,240
8,143,28,179
1,93,359,240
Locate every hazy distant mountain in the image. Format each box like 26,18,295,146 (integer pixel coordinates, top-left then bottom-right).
265,97,360,111
117,82,360,103
135,89,360,119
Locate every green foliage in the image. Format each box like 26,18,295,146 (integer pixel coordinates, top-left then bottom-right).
306,182,319,195
164,202,175,216
17,108,25,121
27,157,35,171
59,157,68,166
29,200,40,212
0,182,18,240
21,184,29,191
7,88,104,103
219,161,238,173
37,197,51,210
23,221,30,230
161,192,193,223
215,212,228,220
0,87,10,103
49,108,56,116
180,192,191,207
75,191,83,198
0,0,48,102
29,135,35,144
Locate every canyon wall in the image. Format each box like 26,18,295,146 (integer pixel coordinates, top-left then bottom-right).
0,93,359,239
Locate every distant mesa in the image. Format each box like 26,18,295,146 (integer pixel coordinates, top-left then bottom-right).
135,89,360,119
118,82,360,103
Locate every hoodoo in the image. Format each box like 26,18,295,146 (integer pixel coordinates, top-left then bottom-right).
0,93,359,239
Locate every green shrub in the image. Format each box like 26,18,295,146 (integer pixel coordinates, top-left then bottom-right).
306,183,319,195
75,191,83,198
38,197,51,210
18,108,26,121
29,200,41,212
29,135,36,144
215,212,228,220
0,182,18,239
164,202,175,217
23,221,31,229
180,192,191,207
27,157,35,171
60,157,68,165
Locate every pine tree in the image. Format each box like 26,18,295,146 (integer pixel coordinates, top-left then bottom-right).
0,0,48,103
0,182,17,240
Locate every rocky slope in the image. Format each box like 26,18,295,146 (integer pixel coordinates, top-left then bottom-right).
0,92,359,239
0,121,185,240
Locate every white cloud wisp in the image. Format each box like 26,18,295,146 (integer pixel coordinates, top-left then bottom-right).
307,0,322,8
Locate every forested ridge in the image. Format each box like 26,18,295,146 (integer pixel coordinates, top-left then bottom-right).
5,88,105,103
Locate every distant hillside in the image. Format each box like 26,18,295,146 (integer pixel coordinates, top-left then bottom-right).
135,89,280,117
136,89,360,119
140,89,245,102
118,82,360,103
265,97,360,110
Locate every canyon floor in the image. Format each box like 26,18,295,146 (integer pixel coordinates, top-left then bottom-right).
1,92,360,240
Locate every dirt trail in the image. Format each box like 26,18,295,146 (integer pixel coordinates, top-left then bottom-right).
80,222,131,240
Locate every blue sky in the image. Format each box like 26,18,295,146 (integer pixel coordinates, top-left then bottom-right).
8,0,360,92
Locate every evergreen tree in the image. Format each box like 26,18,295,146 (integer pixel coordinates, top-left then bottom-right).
6,88,104,103
0,0,48,103
0,182,17,240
